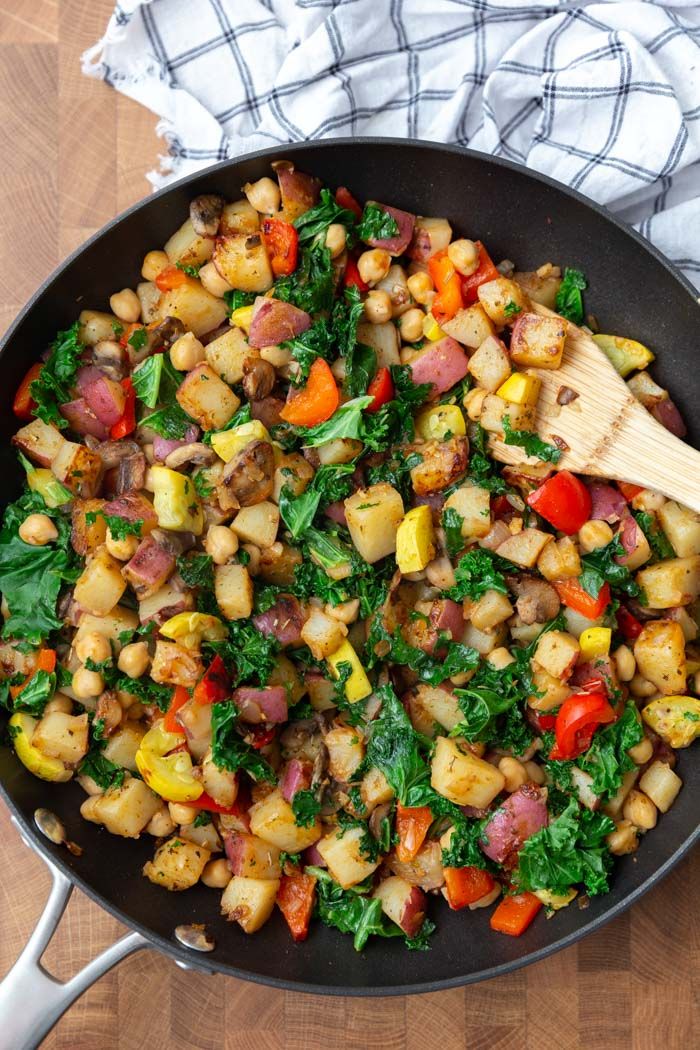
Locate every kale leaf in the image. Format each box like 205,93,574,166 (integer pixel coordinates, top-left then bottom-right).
29,322,83,428
555,267,588,325
502,416,562,464
579,537,640,600
210,700,277,783
516,797,615,897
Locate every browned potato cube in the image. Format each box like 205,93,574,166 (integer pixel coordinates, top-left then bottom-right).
213,232,274,293
51,441,103,498
510,313,567,369
151,639,203,688
537,536,581,580
158,281,228,337
468,336,512,392
496,528,552,568
441,303,495,349
176,364,240,431
71,498,107,555
74,548,127,616
479,394,535,434
214,563,253,620
12,419,66,467
477,277,530,327
409,437,469,495
205,327,254,385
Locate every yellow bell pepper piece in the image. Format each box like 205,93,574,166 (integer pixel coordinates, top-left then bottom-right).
326,641,372,703
533,887,578,911
9,713,72,782
592,334,654,378
416,404,466,442
578,627,612,662
422,312,446,342
210,420,271,463
135,722,203,803
396,505,436,574
230,305,254,333
496,372,541,406
160,611,227,650
26,468,72,508
150,465,203,535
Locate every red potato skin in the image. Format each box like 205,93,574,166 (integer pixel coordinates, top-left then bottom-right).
408,337,469,397
224,831,275,876
102,491,158,533
365,203,416,256
253,595,305,646
233,685,288,724
122,536,176,600
76,366,127,426
588,483,627,524
248,297,312,348
480,784,548,866
152,426,200,462
59,398,109,440
652,398,686,438
396,885,428,938
280,758,313,802
277,168,322,214
616,514,640,561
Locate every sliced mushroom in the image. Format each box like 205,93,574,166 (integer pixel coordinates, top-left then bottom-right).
164,442,218,470
114,452,147,495
221,439,275,507
242,356,276,401
93,339,129,381
190,194,225,237
95,690,123,736
509,575,560,625
92,439,142,468
151,315,186,351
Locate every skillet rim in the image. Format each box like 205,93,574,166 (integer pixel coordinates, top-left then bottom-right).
1,136,699,996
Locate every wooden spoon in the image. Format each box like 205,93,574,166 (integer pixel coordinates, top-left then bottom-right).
488,303,700,513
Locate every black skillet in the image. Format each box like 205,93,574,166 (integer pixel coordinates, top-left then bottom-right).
1,139,699,1019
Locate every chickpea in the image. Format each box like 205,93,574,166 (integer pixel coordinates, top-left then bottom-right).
630,673,657,698
399,308,425,343
364,290,392,324
126,701,145,721
464,387,487,421
406,271,434,305
612,644,636,682
72,666,105,700
205,524,239,565
109,288,141,324
19,513,58,546
168,802,199,826
607,819,639,855
325,223,347,259
243,177,281,214
498,756,528,793
170,332,205,372
623,789,658,830
202,858,232,889
357,248,391,287
628,736,654,765
330,357,346,383
45,694,73,715
75,630,112,665
425,556,456,591
118,642,150,679
578,519,614,553
524,761,546,785
326,598,360,625
447,238,479,276
146,806,176,838
141,250,169,282
198,260,232,298
105,530,139,561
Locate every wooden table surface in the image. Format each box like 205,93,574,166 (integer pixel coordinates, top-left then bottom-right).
1,2,699,1047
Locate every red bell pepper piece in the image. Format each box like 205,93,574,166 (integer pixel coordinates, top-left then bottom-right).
10,648,58,700
554,578,611,620
261,218,299,277
13,362,44,421
163,686,191,734
365,366,394,414
461,242,500,304
193,655,231,705
429,250,464,325
249,724,276,750
444,866,495,910
277,873,317,942
530,711,557,732
527,470,592,535
490,892,543,936
280,358,339,427
155,265,188,292
335,186,363,220
395,804,433,863
343,256,369,292
550,690,616,760
616,604,644,641
618,482,644,502
110,378,136,440
190,790,244,815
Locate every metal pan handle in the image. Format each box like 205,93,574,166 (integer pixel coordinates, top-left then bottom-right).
0,819,148,1050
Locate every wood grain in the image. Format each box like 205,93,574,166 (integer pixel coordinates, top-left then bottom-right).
0,3,699,1047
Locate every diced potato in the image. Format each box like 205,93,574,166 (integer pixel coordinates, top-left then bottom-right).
325,725,365,782
51,442,102,499
143,836,211,891
537,535,581,581
496,372,541,406
477,277,529,327
532,630,580,680
32,712,89,765
231,502,280,548
444,483,492,541
13,419,66,467
345,483,404,563
221,875,279,933
150,466,203,535
510,313,567,369
638,761,682,813
410,216,452,260
570,766,599,811
176,364,240,431
496,528,552,568
226,831,281,879
410,684,462,732
441,303,496,349
158,280,228,338
151,639,203,688
602,768,639,819
360,767,395,811
431,736,505,807
73,607,138,655
469,589,514,631
306,674,337,712
214,563,253,621
315,438,364,466
179,820,222,853
249,789,321,852
642,695,700,748
512,270,562,310
138,582,194,625
468,335,512,392
461,621,506,656
74,548,127,616
396,505,436,574
220,199,259,234
636,557,700,608
528,664,571,710
618,521,651,571
80,777,161,837
71,498,107,555
326,640,372,703
273,452,314,502
267,653,305,705
205,327,254,386
657,501,700,558
533,887,578,911
316,825,382,889
213,232,273,293
633,620,686,695
300,606,347,660
164,217,215,267
201,747,238,807
415,404,466,442
102,724,146,772
592,334,654,377
136,281,161,324
374,876,427,937
356,320,401,367
78,309,119,345
479,394,535,434
562,606,604,640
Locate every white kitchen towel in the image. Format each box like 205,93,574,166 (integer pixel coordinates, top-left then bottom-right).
83,0,700,287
